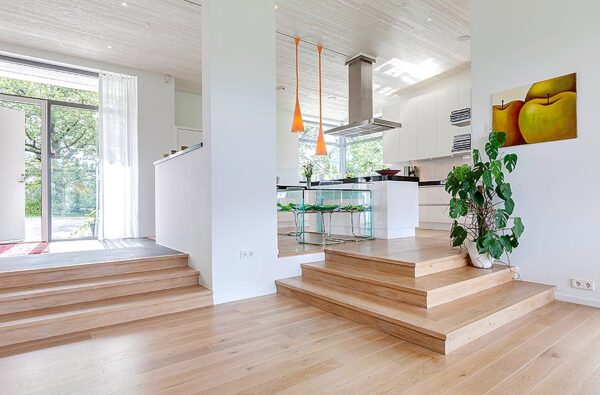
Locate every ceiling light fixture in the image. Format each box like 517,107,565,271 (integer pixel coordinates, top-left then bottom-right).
290,37,305,133
107,45,113,49
315,44,327,156
121,2,128,7
426,17,432,22
276,85,286,92
274,4,278,10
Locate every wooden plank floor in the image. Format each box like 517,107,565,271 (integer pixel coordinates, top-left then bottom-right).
0,238,182,273
0,294,598,394
277,229,450,258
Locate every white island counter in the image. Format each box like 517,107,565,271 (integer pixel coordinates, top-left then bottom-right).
311,178,419,239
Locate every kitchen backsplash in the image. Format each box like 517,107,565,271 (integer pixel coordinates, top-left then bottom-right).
392,155,471,181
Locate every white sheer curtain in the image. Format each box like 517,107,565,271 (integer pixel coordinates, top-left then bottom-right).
97,72,139,239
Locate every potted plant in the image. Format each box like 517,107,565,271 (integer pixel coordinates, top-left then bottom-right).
445,131,525,268
302,163,314,188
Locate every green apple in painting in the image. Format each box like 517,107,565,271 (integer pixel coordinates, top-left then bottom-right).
492,100,525,146
518,91,577,144
525,73,576,101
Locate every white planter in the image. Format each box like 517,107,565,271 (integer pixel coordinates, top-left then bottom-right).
465,240,495,269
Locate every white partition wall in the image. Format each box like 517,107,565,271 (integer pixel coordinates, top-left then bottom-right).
200,0,279,302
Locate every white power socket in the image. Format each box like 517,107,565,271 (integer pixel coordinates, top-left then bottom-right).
239,250,255,259
571,278,594,291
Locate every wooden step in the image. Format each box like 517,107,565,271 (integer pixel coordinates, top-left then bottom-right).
0,253,189,289
276,277,555,354
0,286,212,348
0,268,200,315
302,262,514,308
325,247,467,277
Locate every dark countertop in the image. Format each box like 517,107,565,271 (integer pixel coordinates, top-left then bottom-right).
277,176,418,190
302,175,419,187
418,180,446,187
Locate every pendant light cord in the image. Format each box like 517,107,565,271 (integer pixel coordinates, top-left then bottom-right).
318,45,323,128
295,37,300,102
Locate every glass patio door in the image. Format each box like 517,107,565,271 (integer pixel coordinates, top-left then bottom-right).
49,103,99,240
0,95,47,242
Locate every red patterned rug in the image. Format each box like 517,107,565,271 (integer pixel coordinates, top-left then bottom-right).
0,242,49,257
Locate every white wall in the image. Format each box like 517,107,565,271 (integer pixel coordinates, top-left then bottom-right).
472,0,600,306
276,105,299,185
175,91,202,129
0,41,175,238
201,0,292,303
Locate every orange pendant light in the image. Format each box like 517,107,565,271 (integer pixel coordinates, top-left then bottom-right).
291,37,305,133
315,44,328,156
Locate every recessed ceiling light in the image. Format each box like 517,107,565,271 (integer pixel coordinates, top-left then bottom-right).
121,2,128,6
457,34,471,42
426,17,432,22
107,45,113,49
274,4,278,10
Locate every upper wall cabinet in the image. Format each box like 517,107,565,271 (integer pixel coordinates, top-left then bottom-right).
416,92,438,160
382,98,417,164
382,83,471,163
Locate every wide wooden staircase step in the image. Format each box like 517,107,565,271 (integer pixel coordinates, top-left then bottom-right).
277,239,555,354
0,250,212,348
302,262,514,308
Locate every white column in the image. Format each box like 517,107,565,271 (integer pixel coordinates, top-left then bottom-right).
202,0,278,302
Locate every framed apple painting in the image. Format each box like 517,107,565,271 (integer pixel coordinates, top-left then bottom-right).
492,73,577,147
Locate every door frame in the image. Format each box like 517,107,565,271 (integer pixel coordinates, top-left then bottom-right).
0,93,98,242
0,94,48,242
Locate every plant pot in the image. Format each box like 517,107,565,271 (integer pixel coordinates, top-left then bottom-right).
465,240,495,269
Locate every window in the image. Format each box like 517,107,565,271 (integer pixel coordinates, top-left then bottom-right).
345,132,384,177
298,124,384,180
298,123,342,180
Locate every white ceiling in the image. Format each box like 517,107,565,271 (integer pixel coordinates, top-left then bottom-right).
0,0,470,122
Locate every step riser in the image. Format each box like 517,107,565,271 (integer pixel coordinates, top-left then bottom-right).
325,251,468,277
302,267,427,307
0,293,213,348
0,273,200,315
304,265,515,308
445,288,555,353
277,283,445,353
427,269,515,308
0,255,189,289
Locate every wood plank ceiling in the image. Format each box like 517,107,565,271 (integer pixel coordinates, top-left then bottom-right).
0,0,469,123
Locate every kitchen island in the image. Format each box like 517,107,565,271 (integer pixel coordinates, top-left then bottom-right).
278,176,419,241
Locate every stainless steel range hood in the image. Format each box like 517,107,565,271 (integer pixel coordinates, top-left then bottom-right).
326,54,402,138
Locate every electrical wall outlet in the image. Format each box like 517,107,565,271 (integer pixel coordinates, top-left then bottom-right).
571,278,595,291
240,250,255,259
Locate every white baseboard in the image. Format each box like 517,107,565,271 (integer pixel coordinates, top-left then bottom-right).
213,286,277,305
555,292,600,308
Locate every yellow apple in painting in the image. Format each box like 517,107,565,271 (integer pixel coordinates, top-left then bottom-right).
492,100,525,146
518,91,577,144
525,73,576,101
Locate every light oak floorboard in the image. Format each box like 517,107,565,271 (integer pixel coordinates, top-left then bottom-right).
0,295,598,394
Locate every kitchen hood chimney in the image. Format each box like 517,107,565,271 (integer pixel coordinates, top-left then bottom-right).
326,54,402,137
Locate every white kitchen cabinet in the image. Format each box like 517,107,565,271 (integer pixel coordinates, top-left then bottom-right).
419,186,453,229
382,102,401,164
398,98,418,162
416,92,438,160
382,83,471,163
